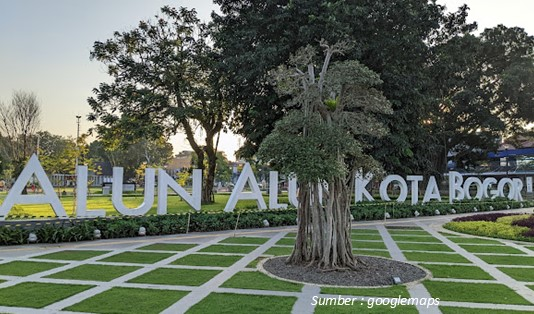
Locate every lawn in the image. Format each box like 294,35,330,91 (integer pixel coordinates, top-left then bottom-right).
65,287,188,314
1,193,289,217
128,268,221,286
0,282,93,308
0,261,66,276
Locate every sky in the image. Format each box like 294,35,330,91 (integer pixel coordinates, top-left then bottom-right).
1,0,533,161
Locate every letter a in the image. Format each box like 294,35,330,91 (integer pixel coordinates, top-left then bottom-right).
0,154,67,220
224,162,267,212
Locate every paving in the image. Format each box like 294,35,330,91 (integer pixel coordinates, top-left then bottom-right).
0,208,533,313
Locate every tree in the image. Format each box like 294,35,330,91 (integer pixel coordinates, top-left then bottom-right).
428,23,534,172
88,6,231,203
212,0,447,175
258,42,392,270
0,91,41,176
88,138,173,180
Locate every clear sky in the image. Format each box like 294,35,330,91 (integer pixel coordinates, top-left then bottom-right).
1,0,533,160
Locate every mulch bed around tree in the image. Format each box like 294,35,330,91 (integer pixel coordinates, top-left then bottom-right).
260,255,429,287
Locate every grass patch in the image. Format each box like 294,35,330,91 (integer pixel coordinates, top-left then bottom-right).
352,241,387,250
247,256,267,268
526,246,534,252
420,264,493,280
440,307,534,314
391,235,441,243
404,252,470,263
221,271,303,292
459,244,524,254
99,251,173,264
397,243,453,252
264,246,293,256
137,243,197,252
65,287,187,314
351,234,383,241
321,285,409,298
498,267,534,282
314,304,418,313
285,232,297,238
351,229,380,234
32,250,110,261
186,292,296,314
199,244,258,254
46,264,141,282
171,254,242,267
353,250,391,258
275,238,295,246
424,281,531,304
0,261,65,276
446,237,503,245
0,282,92,308
128,268,220,286
477,255,534,266
220,237,269,245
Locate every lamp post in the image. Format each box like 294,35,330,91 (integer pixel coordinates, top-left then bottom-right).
74,115,81,216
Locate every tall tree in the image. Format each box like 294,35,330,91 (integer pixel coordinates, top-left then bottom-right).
258,43,392,270
88,6,231,203
212,0,446,175
0,91,41,177
428,23,534,172
88,138,173,180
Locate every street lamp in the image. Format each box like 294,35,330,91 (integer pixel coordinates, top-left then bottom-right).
76,115,81,168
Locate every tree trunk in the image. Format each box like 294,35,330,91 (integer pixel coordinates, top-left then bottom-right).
288,175,358,270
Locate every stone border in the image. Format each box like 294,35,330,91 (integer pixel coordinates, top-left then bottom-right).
257,254,432,289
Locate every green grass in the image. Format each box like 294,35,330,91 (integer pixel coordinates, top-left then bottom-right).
199,244,258,254
220,237,269,245
65,287,188,314
264,246,293,256
0,282,93,308
353,250,391,258
440,307,534,314
186,293,296,314
221,271,303,292
46,264,141,282
275,238,295,246
321,285,410,298
137,243,197,252
460,244,525,254
351,229,380,234
446,236,503,245
404,252,471,264
0,261,65,276
314,303,418,313
387,229,429,236
391,235,441,243
32,250,110,261
2,193,288,217
527,246,534,252
423,281,531,305
285,232,297,237
397,243,453,252
351,234,383,241
247,256,267,268
420,264,494,280
352,241,387,250
171,254,243,267
99,251,173,264
498,267,534,282
128,268,220,286
477,255,534,266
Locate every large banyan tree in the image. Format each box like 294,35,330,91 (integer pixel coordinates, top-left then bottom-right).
258,42,392,270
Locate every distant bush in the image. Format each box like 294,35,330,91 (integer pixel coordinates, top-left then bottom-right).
444,221,531,242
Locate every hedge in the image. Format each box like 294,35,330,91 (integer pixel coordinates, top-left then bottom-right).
0,199,531,246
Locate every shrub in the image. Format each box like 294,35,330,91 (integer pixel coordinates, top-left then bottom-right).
452,213,519,223
512,215,534,228
444,221,531,242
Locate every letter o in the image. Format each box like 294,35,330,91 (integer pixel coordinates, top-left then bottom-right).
497,178,515,200
463,177,483,200
380,175,408,203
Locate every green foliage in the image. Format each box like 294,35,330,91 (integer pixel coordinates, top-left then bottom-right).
444,221,530,242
